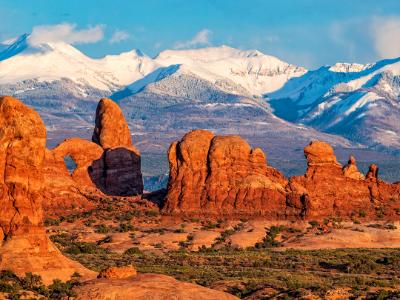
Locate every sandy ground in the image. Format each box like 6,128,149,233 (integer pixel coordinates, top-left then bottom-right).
280,222,400,250
49,219,400,253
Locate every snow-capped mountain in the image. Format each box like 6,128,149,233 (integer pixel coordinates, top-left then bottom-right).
268,58,400,150
153,46,306,96
0,35,306,97
1,33,400,186
0,34,157,91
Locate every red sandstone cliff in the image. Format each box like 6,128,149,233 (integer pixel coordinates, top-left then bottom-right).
164,130,287,217
0,96,95,284
164,133,400,219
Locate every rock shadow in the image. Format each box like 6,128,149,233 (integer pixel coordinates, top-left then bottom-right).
88,147,143,196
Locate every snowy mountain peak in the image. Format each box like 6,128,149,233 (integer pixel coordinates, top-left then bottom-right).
329,62,370,73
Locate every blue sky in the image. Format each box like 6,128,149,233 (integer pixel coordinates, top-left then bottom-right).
1,0,400,68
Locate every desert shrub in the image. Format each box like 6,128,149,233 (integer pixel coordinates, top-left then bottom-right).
46,279,76,299
145,210,159,217
368,224,383,229
216,229,235,243
346,256,379,274
94,224,110,234
385,223,397,230
201,220,223,230
21,272,44,292
44,218,60,226
124,247,143,256
97,235,112,245
143,228,165,234
117,223,135,232
153,243,163,249
179,234,194,249
83,219,96,227
116,211,134,222
357,210,366,218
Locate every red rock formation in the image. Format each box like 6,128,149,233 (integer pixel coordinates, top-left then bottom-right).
75,273,239,300
0,96,95,284
0,95,45,238
164,130,287,217
288,141,400,219
343,156,365,180
92,98,143,196
92,98,132,149
164,134,400,220
42,98,143,213
52,138,104,187
42,138,104,211
98,266,137,279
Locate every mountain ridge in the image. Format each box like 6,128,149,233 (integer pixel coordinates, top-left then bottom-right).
1,34,400,188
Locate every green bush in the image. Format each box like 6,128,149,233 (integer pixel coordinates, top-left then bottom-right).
44,218,61,226
94,224,110,234
124,247,143,256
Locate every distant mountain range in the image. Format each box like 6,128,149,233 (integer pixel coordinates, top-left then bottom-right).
1,34,399,185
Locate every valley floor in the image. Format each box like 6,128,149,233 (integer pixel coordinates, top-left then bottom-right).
42,200,400,299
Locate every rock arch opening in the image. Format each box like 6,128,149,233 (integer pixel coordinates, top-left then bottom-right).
64,155,77,175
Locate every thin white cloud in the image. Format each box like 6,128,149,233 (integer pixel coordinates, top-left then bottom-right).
371,16,400,59
174,29,212,49
109,30,130,44
29,23,104,46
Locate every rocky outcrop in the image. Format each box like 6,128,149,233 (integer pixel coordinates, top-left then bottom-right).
288,141,374,219
164,130,287,216
92,98,133,149
51,138,104,187
343,156,365,180
0,95,46,238
75,273,239,300
42,138,104,211
288,141,400,219
43,98,143,212
98,266,137,279
0,96,95,284
92,98,143,196
164,133,400,220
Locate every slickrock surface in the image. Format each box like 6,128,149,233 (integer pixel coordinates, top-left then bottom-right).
92,98,143,196
0,96,95,284
164,129,287,216
165,133,400,220
75,273,239,300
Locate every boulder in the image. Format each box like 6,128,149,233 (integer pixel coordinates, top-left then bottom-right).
98,266,137,279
